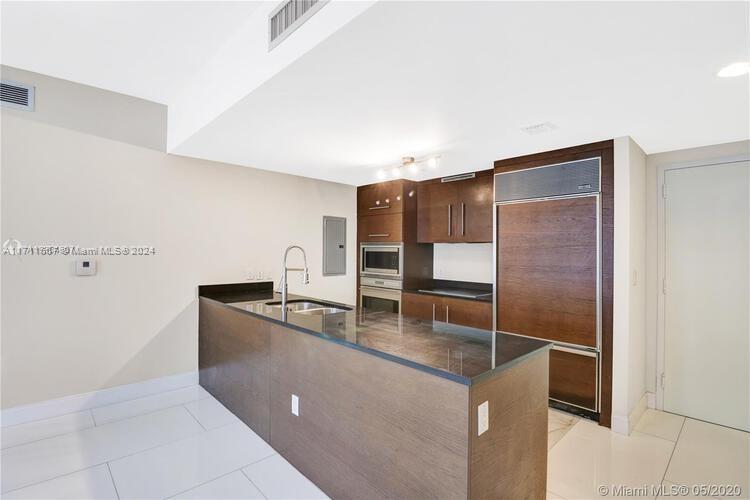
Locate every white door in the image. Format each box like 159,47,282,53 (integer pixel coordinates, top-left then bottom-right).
663,160,749,431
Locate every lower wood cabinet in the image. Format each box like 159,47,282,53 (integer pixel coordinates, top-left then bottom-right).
401,292,492,330
549,347,598,411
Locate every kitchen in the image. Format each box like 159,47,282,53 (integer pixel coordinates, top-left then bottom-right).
1,2,748,500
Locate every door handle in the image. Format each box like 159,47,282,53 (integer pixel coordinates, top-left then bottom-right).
446,305,450,323
368,233,390,237
448,204,452,236
461,202,465,236
369,205,390,210
432,303,436,321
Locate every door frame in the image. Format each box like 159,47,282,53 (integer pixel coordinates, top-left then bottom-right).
655,154,750,411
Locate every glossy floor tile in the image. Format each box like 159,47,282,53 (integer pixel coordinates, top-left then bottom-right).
664,418,750,498
1,410,95,449
108,422,276,499
170,471,264,500
184,397,239,430
634,409,686,442
548,409,579,450
4,386,748,500
243,454,329,500
1,406,203,493
92,385,209,425
1,464,118,500
547,419,675,499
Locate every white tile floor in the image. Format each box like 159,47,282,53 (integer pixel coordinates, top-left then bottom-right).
1,387,747,500
0,386,327,500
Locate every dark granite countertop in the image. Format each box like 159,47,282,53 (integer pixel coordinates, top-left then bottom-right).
198,281,549,385
404,279,493,303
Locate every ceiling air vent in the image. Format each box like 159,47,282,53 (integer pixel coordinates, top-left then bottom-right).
269,0,328,51
1,80,35,111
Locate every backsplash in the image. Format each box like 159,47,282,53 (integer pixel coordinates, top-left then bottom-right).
433,243,493,284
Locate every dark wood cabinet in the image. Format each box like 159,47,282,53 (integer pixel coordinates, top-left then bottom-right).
402,291,445,322
549,348,598,411
443,296,493,330
417,181,457,243
496,196,598,348
457,174,493,243
417,171,493,243
357,213,403,243
402,292,492,330
357,181,407,215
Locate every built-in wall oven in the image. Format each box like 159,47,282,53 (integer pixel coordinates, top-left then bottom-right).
360,243,403,279
359,277,402,313
360,243,403,313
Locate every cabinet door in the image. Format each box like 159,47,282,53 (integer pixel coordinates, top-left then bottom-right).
443,297,493,330
402,292,445,322
456,175,493,243
496,197,598,348
358,214,403,243
358,182,403,215
549,347,598,411
417,182,458,243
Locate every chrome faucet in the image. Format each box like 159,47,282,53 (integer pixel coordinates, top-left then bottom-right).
278,245,310,320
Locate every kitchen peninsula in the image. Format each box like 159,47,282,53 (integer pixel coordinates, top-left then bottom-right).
199,281,551,500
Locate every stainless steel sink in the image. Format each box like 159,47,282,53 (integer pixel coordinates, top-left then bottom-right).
266,300,351,315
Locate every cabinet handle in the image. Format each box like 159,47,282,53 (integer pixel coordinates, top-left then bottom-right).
432,303,436,321
446,305,450,323
368,205,390,210
461,202,465,236
368,233,390,237
448,204,452,236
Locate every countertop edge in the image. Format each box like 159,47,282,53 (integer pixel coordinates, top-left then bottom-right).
199,295,551,386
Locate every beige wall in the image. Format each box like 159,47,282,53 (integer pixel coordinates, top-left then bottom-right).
644,140,750,396
612,136,647,434
1,107,356,409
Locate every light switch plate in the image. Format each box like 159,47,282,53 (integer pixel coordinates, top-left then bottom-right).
291,394,299,416
478,401,489,436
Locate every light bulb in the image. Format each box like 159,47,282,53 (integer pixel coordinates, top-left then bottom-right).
408,162,419,175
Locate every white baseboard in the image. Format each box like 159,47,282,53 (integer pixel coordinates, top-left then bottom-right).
629,393,648,432
647,391,656,409
611,393,649,436
1,371,199,427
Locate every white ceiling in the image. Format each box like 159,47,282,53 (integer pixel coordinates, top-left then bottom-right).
174,1,750,185
2,1,748,186
0,1,262,104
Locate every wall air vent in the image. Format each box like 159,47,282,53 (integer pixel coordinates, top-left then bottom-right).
269,0,328,51
1,80,35,111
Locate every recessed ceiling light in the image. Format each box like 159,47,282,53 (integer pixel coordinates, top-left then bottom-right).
718,62,750,78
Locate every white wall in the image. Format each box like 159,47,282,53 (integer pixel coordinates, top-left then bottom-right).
1,89,356,410
644,140,750,398
612,136,647,435
432,243,493,283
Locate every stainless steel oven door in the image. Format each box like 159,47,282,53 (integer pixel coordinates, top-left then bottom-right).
359,286,401,314
360,243,403,279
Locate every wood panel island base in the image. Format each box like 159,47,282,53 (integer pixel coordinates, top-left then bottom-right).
199,282,551,500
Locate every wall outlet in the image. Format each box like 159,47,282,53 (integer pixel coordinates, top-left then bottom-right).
478,401,489,436
291,394,299,416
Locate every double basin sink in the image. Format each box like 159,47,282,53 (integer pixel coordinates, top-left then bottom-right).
266,299,351,316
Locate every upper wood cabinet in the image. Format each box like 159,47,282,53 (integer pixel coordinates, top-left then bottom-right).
358,181,410,215
417,171,493,243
